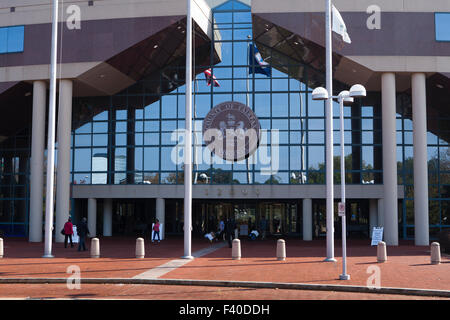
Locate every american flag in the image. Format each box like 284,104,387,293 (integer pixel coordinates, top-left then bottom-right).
204,68,220,87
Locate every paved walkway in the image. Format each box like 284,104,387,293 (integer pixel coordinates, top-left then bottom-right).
0,236,449,299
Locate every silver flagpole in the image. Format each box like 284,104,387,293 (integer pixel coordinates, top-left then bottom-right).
43,0,59,258
183,0,193,259
325,0,336,261
193,79,199,184
246,36,251,184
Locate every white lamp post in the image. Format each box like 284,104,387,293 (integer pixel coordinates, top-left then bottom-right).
312,84,366,280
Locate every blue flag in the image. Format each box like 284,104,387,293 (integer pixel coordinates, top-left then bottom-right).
249,44,271,77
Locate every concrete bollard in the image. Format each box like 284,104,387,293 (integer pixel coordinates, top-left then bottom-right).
136,237,145,259
90,238,100,258
431,242,441,265
377,241,387,263
0,238,3,258
276,239,286,261
232,239,241,260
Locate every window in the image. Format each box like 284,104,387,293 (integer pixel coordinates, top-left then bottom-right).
0,25,24,53
435,13,450,41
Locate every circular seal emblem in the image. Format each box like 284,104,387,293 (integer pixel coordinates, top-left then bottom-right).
202,101,261,162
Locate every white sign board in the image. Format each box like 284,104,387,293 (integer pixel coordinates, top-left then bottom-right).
338,202,345,217
371,227,384,246
72,226,79,243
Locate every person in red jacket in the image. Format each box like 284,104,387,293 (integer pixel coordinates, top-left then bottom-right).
152,219,161,243
64,217,74,248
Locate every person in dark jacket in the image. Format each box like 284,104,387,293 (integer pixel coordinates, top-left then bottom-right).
64,217,74,248
77,217,90,252
225,218,236,248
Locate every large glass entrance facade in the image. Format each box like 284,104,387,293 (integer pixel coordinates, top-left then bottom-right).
192,199,301,237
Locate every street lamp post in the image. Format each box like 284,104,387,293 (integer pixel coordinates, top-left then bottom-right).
337,90,353,280
312,84,366,280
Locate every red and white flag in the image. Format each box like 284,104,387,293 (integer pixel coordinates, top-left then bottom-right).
204,68,220,87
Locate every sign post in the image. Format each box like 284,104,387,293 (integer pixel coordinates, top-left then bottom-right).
338,202,346,217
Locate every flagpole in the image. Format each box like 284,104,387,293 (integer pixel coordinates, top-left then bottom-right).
246,36,251,184
43,0,59,258
325,0,336,262
183,0,193,259
193,79,199,184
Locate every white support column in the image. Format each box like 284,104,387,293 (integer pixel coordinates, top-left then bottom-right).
29,80,46,242
302,199,312,241
88,198,97,238
381,73,399,246
377,198,384,228
103,199,112,237
55,79,73,243
412,73,429,246
369,199,378,238
156,198,165,240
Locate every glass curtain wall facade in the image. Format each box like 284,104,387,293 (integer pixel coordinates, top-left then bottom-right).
0,132,30,236
71,0,379,187
396,97,450,239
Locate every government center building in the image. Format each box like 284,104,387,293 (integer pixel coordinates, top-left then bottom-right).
0,0,449,246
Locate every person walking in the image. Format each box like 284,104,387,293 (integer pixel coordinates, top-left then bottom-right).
64,217,74,248
152,219,161,243
77,217,90,252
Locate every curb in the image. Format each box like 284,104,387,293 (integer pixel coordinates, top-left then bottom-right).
0,278,449,298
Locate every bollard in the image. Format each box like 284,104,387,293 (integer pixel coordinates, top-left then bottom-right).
377,241,387,263
136,237,145,259
90,238,100,258
431,242,441,265
276,239,286,261
232,239,241,260
0,238,3,258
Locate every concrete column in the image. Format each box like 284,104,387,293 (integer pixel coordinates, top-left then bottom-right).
381,73,399,246
103,199,112,237
55,79,73,242
302,198,312,241
412,73,429,246
29,80,46,242
369,199,378,238
377,198,384,228
156,198,165,240
88,198,97,238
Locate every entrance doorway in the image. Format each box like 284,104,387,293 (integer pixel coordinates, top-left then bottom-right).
112,199,155,237
191,200,300,238
312,199,370,239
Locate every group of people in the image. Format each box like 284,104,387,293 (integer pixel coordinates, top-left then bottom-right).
204,216,269,247
61,217,90,251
